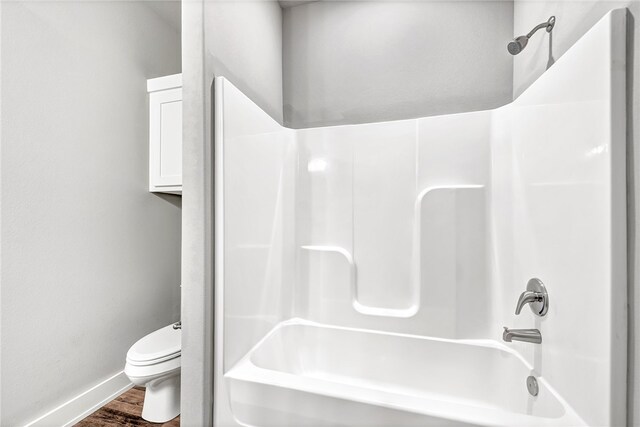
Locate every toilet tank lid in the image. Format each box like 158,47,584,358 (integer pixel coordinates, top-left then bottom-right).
127,324,181,363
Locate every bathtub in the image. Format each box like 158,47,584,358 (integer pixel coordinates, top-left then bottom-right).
225,319,584,426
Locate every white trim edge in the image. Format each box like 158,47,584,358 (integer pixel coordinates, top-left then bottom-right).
23,371,133,427
147,73,182,93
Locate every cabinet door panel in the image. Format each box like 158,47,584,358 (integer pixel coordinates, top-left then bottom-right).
150,87,182,191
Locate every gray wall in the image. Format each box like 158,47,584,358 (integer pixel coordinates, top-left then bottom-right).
282,1,514,128
0,2,182,425
181,0,211,424
205,1,283,123
512,1,638,425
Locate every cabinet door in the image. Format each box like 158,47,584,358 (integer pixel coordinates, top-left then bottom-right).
149,88,182,193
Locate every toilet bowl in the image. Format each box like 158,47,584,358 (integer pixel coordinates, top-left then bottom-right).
124,324,181,422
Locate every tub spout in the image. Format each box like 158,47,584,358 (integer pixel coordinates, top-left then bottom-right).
503,327,542,344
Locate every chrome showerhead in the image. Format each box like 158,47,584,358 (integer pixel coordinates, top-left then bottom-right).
507,35,529,55
507,16,555,56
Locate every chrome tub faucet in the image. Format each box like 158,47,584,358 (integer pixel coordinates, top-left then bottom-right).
503,327,542,344
503,278,549,345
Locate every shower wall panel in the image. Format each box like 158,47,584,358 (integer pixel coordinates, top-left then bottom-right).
292,112,491,335
352,121,416,312
490,10,627,424
221,81,296,370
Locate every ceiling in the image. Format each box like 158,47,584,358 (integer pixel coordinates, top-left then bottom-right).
278,0,318,9
144,0,317,31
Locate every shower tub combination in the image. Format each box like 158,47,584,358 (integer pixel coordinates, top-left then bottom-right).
214,10,627,427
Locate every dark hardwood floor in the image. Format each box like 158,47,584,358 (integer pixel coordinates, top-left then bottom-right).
74,386,179,426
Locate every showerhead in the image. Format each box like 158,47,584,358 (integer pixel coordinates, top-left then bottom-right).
507,35,529,55
507,16,555,56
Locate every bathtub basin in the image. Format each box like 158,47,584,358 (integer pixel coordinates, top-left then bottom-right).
225,319,584,426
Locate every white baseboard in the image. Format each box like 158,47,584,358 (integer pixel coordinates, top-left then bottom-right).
23,371,133,427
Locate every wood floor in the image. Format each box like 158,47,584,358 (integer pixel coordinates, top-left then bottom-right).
75,386,179,427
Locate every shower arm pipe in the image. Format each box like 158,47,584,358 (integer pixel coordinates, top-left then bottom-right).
526,16,556,39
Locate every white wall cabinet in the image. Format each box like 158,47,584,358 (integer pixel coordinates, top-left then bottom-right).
148,74,182,194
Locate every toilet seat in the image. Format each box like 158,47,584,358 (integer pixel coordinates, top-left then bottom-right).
125,355,181,381
127,324,181,366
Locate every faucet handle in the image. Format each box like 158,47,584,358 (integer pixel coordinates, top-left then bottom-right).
515,291,543,315
515,278,549,317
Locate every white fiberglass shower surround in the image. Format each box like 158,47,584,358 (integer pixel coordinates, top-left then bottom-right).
213,9,627,427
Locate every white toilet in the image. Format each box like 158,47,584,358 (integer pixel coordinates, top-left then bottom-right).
124,323,181,422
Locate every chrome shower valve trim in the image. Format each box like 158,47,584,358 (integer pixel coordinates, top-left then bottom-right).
515,278,549,316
